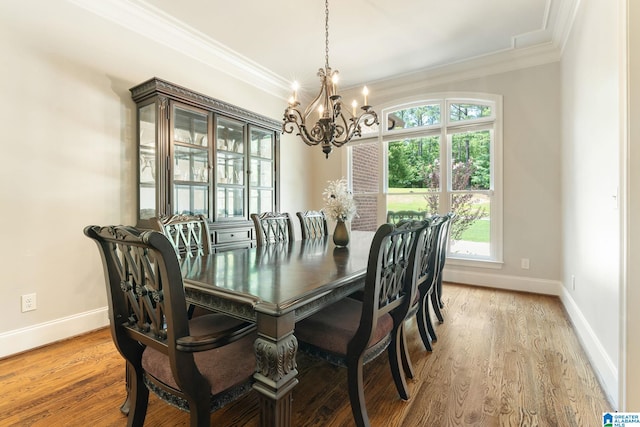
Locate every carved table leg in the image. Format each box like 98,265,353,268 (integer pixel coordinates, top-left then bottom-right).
253,312,299,427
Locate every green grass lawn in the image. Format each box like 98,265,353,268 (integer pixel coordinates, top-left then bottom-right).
458,219,489,242
387,188,490,243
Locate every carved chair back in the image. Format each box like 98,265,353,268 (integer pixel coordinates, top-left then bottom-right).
250,212,295,246
356,221,424,352
85,225,189,352
435,212,455,274
296,210,329,239
154,214,211,259
414,216,445,291
386,210,428,225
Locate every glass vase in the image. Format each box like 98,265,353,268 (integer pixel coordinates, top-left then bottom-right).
333,219,350,247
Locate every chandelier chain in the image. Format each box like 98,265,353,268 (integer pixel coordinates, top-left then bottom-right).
325,0,330,70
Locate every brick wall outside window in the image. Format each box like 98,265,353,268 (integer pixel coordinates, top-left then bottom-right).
351,142,379,231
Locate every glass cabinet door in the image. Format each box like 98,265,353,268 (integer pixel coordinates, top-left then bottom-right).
216,117,245,219
138,103,157,220
249,127,275,215
171,104,211,216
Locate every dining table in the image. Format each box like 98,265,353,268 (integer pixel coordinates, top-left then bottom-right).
180,231,375,427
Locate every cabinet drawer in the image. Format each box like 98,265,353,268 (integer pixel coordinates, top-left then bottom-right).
215,229,251,244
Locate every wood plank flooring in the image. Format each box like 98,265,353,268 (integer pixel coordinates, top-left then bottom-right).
0,283,612,426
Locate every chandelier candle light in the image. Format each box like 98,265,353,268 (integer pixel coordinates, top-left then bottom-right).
283,0,379,158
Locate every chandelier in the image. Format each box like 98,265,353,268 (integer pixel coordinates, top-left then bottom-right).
282,0,379,158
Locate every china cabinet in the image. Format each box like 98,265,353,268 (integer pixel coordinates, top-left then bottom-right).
131,78,280,251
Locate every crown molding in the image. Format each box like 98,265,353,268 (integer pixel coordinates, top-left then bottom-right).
368,42,562,101
328,0,578,96
66,0,291,99
67,0,579,102
552,0,583,54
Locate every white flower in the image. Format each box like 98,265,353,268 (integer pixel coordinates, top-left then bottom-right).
322,178,357,222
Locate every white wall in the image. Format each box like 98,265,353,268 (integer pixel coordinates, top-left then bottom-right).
0,0,311,356
560,0,622,406
624,0,640,411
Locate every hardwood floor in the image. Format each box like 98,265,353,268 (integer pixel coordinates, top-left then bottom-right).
0,283,612,426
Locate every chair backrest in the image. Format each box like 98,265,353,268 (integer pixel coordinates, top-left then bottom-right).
435,212,455,271
414,216,446,290
350,221,424,354
439,212,456,268
296,210,328,239
84,225,191,358
154,214,211,259
386,210,427,224
251,212,295,246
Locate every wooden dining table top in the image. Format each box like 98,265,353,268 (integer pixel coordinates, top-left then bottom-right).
181,231,375,317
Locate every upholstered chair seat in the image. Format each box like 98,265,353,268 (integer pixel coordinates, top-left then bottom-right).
142,314,256,402
296,298,393,363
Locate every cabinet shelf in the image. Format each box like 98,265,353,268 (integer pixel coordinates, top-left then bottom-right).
173,180,209,185
217,149,243,155
217,183,244,188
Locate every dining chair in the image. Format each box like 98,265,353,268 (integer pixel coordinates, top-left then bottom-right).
250,212,295,246
155,214,212,318
431,212,456,323
154,214,212,259
386,210,427,225
296,210,328,239
295,221,425,427
84,225,256,427
404,216,445,357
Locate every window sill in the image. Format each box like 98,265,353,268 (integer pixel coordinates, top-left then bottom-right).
446,257,504,270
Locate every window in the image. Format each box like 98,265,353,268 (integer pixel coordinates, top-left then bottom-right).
349,94,503,265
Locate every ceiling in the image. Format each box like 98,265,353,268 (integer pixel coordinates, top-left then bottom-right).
67,0,576,97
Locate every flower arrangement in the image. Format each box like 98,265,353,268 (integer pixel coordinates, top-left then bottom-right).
322,178,357,222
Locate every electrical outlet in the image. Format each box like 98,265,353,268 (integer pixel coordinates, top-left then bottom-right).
21,293,36,312
520,258,530,269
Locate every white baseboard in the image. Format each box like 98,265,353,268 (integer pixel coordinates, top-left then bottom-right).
559,288,619,408
443,268,563,295
443,266,619,408
0,307,109,359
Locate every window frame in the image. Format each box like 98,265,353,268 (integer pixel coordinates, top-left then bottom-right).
348,92,503,267
386,99,444,134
